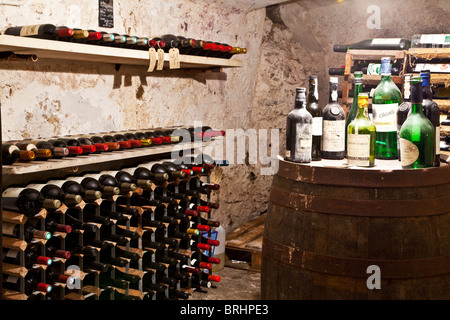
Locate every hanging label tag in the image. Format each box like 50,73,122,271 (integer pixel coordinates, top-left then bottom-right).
157,49,165,70
147,47,157,72
169,48,180,69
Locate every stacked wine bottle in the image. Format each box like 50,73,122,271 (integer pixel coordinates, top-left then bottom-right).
3,24,247,59
2,126,225,165
1,153,227,300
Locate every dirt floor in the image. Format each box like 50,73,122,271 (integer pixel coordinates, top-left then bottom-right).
190,267,261,300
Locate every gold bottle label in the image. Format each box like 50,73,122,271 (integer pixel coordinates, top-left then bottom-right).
20,25,41,36
347,134,371,166
400,138,419,166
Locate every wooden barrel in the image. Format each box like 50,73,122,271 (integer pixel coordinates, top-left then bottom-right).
261,157,450,299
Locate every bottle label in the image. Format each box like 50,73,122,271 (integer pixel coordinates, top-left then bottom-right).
372,103,398,132
26,183,46,191
66,176,84,183
6,145,20,154
312,117,323,136
2,187,25,197
414,63,449,73
293,123,312,161
47,180,66,187
84,173,102,179
436,127,440,156
371,38,402,45
347,134,371,166
367,63,381,75
419,34,448,45
322,120,345,152
100,171,118,176
19,25,41,36
400,138,419,166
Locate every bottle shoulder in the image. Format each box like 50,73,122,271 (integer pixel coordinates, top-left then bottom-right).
323,102,345,119
400,113,434,131
373,81,402,103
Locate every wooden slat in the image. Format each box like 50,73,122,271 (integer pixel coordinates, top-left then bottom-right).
226,214,266,242
227,223,265,248
408,48,450,60
1,289,28,300
2,237,27,251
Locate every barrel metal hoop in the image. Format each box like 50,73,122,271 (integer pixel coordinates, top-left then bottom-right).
263,235,450,279
269,186,450,217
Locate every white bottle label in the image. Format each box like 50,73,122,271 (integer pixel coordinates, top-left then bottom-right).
100,171,119,176
66,176,85,183
400,138,419,166
322,120,345,152
2,187,25,198
26,183,47,191
47,180,66,188
84,173,102,179
293,123,312,161
371,38,402,45
19,24,41,36
347,134,371,166
312,117,323,136
436,127,440,156
372,103,398,132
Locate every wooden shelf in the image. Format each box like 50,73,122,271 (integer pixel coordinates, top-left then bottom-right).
408,48,450,60
2,141,208,175
0,35,243,69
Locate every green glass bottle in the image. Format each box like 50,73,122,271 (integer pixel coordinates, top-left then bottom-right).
399,76,435,169
345,71,363,155
306,75,322,161
372,57,402,159
347,93,376,167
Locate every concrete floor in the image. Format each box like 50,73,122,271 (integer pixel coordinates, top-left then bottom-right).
190,267,261,300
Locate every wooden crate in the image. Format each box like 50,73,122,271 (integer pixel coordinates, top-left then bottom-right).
225,214,265,272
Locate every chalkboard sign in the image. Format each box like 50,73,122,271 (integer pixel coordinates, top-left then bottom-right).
99,0,114,28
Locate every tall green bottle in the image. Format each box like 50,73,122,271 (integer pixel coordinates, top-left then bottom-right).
399,76,435,169
347,93,376,167
372,57,402,159
306,75,322,161
345,71,363,155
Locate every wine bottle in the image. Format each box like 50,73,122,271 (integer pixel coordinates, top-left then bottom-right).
45,244,71,260
4,24,73,40
2,222,51,241
420,70,440,167
372,57,402,159
345,71,364,154
411,34,450,48
2,247,52,268
45,217,72,234
114,133,142,148
47,139,83,156
1,144,34,164
333,38,411,52
329,63,401,76
83,172,136,195
33,140,69,158
15,142,52,161
46,268,75,286
397,74,413,160
124,132,151,146
64,213,99,233
65,176,120,197
126,166,169,184
77,137,109,153
285,87,313,163
111,33,127,47
322,77,346,159
347,93,376,167
399,76,435,168
87,31,115,46
91,135,121,151
3,272,52,295
143,131,163,145
46,179,102,203
2,187,62,215
99,170,148,190
147,163,185,181
134,132,154,146
148,37,166,50
25,183,82,206
306,75,322,161
57,137,96,155
146,131,171,144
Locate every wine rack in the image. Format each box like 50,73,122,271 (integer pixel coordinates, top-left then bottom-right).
2,154,223,300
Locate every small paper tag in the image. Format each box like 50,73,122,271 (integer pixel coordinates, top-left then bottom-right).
157,49,165,70
147,48,156,72
169,48,180,69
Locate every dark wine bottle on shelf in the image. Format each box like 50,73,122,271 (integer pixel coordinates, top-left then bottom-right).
133,132,153,146
99,169,150,191
110,33,127,47
47,179,102,203
144,131,163,145
45,244,71,260
1,144,35,164
127,166,169,184
306,75,322,161
83,257,110,272
15,142,52,161
2,187,62,215
99,250,128,268
25,183,82,206
333,38,411,52
328,63,401,76
4,24,74,40
124,132,151,146
47,139,83,156
64,213,99,233
175,35,197,55
2,221,51,241
45,217,72,234
420,70,440,167
3,272,52,295
65,176,120,197
114,133,141,148
57,137,96,155
77,137,109,153
64,239,98,257
46,268,75,286
321,77,346,160
87,31,116,46
151,163,186,181
91,135,121,151
83,172,136,195
2,247,52,268
148,37,166,50
397,74,413,160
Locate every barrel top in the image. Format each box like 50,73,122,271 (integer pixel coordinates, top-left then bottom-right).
276,155,450,188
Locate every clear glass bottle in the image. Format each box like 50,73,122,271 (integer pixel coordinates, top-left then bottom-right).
372,57,402,159
345,71,363,155
286,87,313,163
399,76,435,169
322,77,346,159
306,75,322,161
347,93,376,167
